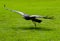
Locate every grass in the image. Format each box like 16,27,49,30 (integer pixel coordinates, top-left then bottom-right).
0,0,60,41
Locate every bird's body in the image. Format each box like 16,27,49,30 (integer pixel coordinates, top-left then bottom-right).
6,9,42,23
24,16,42,23
4,5,54,27
22,14,42,23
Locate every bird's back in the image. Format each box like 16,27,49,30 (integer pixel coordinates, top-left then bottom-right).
23,14,31,20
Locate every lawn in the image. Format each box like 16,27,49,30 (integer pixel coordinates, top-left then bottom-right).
0,0,60,41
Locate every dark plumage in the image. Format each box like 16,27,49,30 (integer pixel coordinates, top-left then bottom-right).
4,5,54,27
23,14,42,23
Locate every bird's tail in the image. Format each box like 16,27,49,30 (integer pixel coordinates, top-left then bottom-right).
43,16,54,19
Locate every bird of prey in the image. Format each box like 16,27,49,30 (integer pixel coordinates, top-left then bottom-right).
4,5,54,28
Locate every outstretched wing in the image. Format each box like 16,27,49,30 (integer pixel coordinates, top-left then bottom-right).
4,5,25,16
30,15,45,18
30,15,54,19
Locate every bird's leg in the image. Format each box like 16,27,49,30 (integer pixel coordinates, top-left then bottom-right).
32,21,36,28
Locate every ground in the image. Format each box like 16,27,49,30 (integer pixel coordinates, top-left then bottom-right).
0,0,60,41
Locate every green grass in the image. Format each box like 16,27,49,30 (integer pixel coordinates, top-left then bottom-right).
0,0,60,41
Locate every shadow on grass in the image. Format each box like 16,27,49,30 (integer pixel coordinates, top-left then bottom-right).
22,27,53,31
11,26,53,31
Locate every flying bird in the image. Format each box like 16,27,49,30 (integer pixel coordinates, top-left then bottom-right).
4,5,54,28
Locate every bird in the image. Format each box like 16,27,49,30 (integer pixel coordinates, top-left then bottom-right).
4,5,54,28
